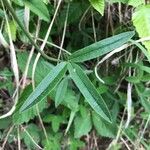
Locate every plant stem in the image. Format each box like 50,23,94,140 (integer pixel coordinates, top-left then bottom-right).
2,0,58,62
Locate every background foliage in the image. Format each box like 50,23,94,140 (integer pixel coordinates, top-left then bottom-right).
0,0,150,149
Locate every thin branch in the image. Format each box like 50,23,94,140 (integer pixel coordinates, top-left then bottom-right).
36,105,49,145
125,83,132,128
79,6,91,31
21,125,43,150
121,138,131,150
0,0,19,119
21,19,41,89
17,127,21,150
2,0,57,62
91,9,97,42
138,115,150,147
2,125,14,149
32,36,71,55
57,3,70,63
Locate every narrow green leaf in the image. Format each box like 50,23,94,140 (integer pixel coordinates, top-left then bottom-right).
55,77,68,107
23,0,50,22
132,5,150,52
17,51,54,84
65,111,76,134
89,0,105,16
13,85,47,124
68,63,112,122
69,31,135,62
20,62,67,112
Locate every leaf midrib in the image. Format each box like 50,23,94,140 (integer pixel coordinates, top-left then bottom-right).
69,33,132,61
69,63,111,122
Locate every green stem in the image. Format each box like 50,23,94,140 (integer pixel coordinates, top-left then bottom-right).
2,0,58,62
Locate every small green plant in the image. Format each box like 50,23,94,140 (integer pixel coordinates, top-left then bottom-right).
0,0,150,149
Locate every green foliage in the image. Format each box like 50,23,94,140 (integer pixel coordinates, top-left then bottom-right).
20,62,67,112
55,77,68,107
68,63,111,122
20,124,41,149
0,117,11,129
0,8,4,18
92,112,117,138
135,84,150,113
17,52,54,83
61,89,79,112
42,133,62,150
13,85,47,124
43,114,65,132
5,20,17,41
69,31,135,62
132,5,150,52
109,0,128,3
1,0,150,149
23,0,50,22
59,2,84,26
69,138,85,150
12,0,24,6
0,69,13,93
74,106,92,138
90,0,105,15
